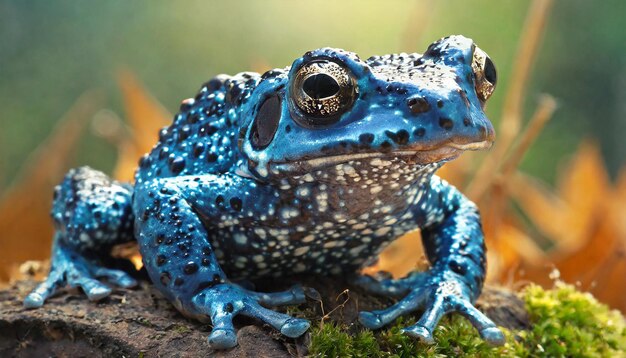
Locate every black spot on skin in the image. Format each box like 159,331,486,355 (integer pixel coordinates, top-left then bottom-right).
439,117,454,130
206,124,219,135
463,117,472,127
179,100,193,112
359,133,375,144
183,262,199,275
459,89,471,108
158,147,170,160
174,277,185,286
170,157,185,174
225,303,234,313
156,255,167,266
204,78,224,91
193,143,204,157
215,195,224,206
449,260,467,275
179,125,191,141
437,100,444,108
139,154,151,168
230,197,243,211
285,125,291,133
187,113,200,124
194,275,222,294
385,130,409,145
380,141,392,152
413,128,426,137
160,272,171,286
206,153,218,162
407,97,431,114
201,258,211,266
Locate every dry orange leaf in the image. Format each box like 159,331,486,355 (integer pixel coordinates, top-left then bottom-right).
114,69,171,181
0,91,103,281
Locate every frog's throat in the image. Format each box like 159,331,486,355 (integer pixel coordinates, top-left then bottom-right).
268,140,492,173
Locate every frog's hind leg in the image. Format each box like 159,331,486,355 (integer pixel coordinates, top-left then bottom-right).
24,167,137,308
133,175,309,349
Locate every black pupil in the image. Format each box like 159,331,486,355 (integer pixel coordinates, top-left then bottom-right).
484,56,497,86
303,73,340,99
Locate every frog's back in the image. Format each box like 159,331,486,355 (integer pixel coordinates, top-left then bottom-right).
134,72,262,186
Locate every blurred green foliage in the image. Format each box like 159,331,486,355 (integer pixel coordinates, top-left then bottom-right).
0,0,625,189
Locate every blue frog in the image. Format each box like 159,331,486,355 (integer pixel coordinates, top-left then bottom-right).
25,35,504,349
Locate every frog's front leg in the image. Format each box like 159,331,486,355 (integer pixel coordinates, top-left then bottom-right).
355,176,505,345
24,167,137,308
133,174,309,349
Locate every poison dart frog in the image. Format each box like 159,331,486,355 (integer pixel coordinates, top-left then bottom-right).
25,35,504,349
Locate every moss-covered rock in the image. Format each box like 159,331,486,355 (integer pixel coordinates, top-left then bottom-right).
308,282,626,357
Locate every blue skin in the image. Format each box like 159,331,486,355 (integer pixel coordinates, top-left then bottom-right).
25,35,504,349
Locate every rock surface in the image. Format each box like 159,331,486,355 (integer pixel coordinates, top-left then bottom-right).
0,278,528,357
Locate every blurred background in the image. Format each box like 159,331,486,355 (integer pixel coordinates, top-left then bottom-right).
1,0,625,312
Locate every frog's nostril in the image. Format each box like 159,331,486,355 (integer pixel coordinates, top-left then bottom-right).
407,96,431,115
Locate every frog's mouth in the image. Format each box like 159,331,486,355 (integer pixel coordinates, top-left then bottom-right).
268,140,492,173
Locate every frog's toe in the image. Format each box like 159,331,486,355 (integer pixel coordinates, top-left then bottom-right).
280,317,310,338
242,284,306,307
69,276,112,301
452,297,505,346
24,271,63,308
358,289,423,329
93,266,138,288
208,328,237,349
402,324,435,344
242,300,309,338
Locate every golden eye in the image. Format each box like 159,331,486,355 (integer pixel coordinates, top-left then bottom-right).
471,46,497,102
290,60,356,126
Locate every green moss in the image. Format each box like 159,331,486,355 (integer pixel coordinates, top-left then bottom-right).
308,283,626,357
507,282,626,357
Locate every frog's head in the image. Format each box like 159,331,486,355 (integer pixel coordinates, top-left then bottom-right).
239,35,496,181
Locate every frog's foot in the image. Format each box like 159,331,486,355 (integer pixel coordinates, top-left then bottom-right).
24,241,137,308
350,271,427,298
191,283,310,350
357,272,505,346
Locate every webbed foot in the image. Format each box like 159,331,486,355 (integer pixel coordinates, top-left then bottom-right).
356,271,505,346
24,240,137,308
191,283,309,349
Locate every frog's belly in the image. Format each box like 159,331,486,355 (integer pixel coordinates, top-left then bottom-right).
209,220,415,280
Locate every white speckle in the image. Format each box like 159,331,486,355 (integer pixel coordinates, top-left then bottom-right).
352,222,367,230
254,228,267,239
234,234,248,245
294,263,307,272
302,234,315,243
374,227,391,236
296,187,310,197
370,186,383,194
384,218,398,225
294,246,309,256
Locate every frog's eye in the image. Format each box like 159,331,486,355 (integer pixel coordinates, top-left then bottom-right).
471,47,497,102
290,60,357,126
